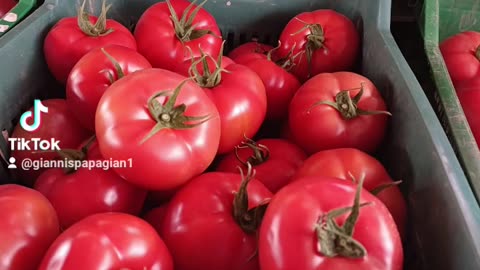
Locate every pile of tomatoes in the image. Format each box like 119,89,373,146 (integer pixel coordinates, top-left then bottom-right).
0,0,408,269
440,31,480,148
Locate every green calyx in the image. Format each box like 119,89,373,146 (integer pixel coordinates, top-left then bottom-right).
308,83,392,120
234,135,270,166
187,41,229,88
232,162,270,234
140,79,212,144
266,41,303,71
475,45,480,61
100,48,125,84
315,175,371,258
167,0,219,42
77,0,114,37
55,135,97,174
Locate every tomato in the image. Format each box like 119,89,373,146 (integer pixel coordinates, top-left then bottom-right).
228,41,274,60
38,212,174,270
10,99,92,185
259,177,403,270
291,148,407,239
0,184,60,270
43,1,137,84
143,204,169,237
134,0,222,71
174,48,267,154
66,45,152,131
453,79,480,147
95,68,221,190
288,72,390,154
275,9,359,82
440,31,480,85
233,52,301,120
216,138,307,193
34,149,147,228
161,166,272,270
0,0,15,17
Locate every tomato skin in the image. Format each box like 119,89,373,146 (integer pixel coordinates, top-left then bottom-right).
234,53,301,120
453,79,480,147
291,148,407,239
288,72,389,154
275,9,359,82
161,172,272,270
134,0,222,71
440,31,480,85
95,68,221,190
38,212,174,270
34,167,147,229
0,184,60,270
259,177,403,270
228,41,274,60
44,16,136,84
66,45,152,131
216,138,307,193
143,204,169,237
11,99,92,185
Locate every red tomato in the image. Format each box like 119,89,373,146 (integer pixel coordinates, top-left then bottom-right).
162,167,272,270
228,41,274,60
440,31,480,85
43,2,136,84
174,50,267,154
454,79,480,147
275,9,360,82
216,138,307,193
143,204,169,237
0,184,60,270
288,72,390,154
95,68,221,190
0,0,15,17
259,177,403,270
66,45,152,131
134,0,222,71
38,212,173,270
34,166,147,229
233,52,301,120
10,99,92,185
291,148,407,239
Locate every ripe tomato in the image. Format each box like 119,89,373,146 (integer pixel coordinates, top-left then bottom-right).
66,45,152,131
174,50,267,154
34,163,147,229
143,204,169,237
96,68,221,190
216,138,307,193
275,9,359,82
453,79,480,147
0,184,60,270
291,148,407,239
228,41,274,60
288,72,390,154
44,1,137,84
233,51,301,120
10,99,92,185
161,166,272,270
259,177,403,270
134,0,222,71
440,31,480,85
38,212,174,270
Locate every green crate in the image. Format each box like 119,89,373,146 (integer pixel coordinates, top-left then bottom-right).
0,0,38,37
418,0,480,204
0,0,479,269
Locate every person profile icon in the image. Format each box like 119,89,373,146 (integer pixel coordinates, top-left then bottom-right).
8,157,17,169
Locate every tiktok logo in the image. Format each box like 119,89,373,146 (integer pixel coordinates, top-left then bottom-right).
19,99,48,132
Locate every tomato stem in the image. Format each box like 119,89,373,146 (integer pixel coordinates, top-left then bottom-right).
370,180,402,196
100,48,125,84
308,83,392,119
166,0,219,43
232,163,270,234
140,79,212,145
315,175,371,258
187,41,229,88
77,0,114,37
234,135,270,166
475,45,480,61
